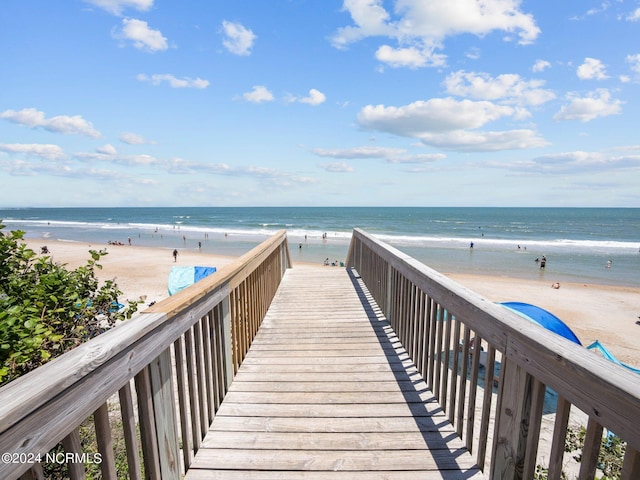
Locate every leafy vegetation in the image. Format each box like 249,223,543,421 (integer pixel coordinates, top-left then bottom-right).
0,222,139,386
535,425,626,479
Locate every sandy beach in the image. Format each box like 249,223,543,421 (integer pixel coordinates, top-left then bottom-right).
25,238,640,369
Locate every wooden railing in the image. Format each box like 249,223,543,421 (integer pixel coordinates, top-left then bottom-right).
347,228,640,480
0,230,291,480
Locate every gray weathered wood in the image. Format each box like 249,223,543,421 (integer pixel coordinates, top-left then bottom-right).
184,267,482,479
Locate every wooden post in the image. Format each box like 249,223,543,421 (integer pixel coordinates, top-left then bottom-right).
135,366,161,480
61,428,85,480
578,417,604,480
492,357,537,480
220,295,234,390
93,403,117,480
148,348,180,480
622,447,640,480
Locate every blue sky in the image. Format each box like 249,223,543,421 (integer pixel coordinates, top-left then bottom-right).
1,0,640,207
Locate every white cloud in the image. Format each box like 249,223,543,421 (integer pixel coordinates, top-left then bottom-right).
332,0,540,68
137,73,209,89
0,107,101,138
331,0,394,48
83,0,153,16
492,150,640,174
532,59,551,72
222,21,256,56
577,57,608,80
294,89,327,106
444,70,555,106
375,45,446,68
626,7,640,21
243,86,274,103
0,143,65,160
626,54,640,74
357,97,548,151
75,151,161,166
420,129,548,151
312,146,445,163
358,97,516,135
318,161,355,172
96,144,117,155
120,132,150,144
114,18,168,52
554,89,623,122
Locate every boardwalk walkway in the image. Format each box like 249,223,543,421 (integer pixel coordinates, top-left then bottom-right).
185,265,484,479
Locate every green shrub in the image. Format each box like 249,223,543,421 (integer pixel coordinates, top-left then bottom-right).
0,222,139,386
535,425,626,479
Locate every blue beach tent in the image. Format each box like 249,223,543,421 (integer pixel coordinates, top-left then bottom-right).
500,301,582,346
168,266,217,296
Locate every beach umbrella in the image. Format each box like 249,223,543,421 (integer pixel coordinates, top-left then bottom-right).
500,301,582,346
168,266,217,296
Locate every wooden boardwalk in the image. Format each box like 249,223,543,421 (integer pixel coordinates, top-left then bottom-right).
185,265,484,479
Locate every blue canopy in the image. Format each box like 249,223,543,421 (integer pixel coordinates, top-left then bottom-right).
168,266,217,296
587,340,640,374
500,301,582,346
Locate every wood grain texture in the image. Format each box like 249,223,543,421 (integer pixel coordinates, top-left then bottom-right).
185,267,483,479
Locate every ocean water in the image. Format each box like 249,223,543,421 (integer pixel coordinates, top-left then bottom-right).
1,207,638,287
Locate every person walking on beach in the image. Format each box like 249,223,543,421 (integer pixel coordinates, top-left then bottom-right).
540,255,546,269
173,249,179,262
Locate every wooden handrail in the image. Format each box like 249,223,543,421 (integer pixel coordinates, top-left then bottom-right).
0,230,291,480
347,228,640,479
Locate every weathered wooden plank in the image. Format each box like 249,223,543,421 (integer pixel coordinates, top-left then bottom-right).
208,415,454,433
228,380,424,393
221,390,437,404
215,402,443,418
189,448,480,471
186,471,484,480
201,431,467,450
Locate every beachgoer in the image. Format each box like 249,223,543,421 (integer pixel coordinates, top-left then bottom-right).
128,237,131,245
173,249,179,262
198,241,202,251
470,242,474,249
323,257,329,266
540,256,546,269
552,282,560,289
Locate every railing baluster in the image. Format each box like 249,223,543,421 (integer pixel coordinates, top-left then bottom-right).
448,316,461,424
148,348,180,479
118,381,142,480
93,403,117,480
622,446,640,479
579,417,604,480
477,345,496,470
440,309,453,414
547,395,571,480
202,314,215,423
184,328,201,452
193,320,208,437
522,378,546,480
465,334,482,453
61,428,85,480
173,335,191,472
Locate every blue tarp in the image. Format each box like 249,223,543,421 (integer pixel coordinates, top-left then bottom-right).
168,266,217,296
586,340,640,374
500,301,582,345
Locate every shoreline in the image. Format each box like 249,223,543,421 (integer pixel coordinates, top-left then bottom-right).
24,238,640,369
